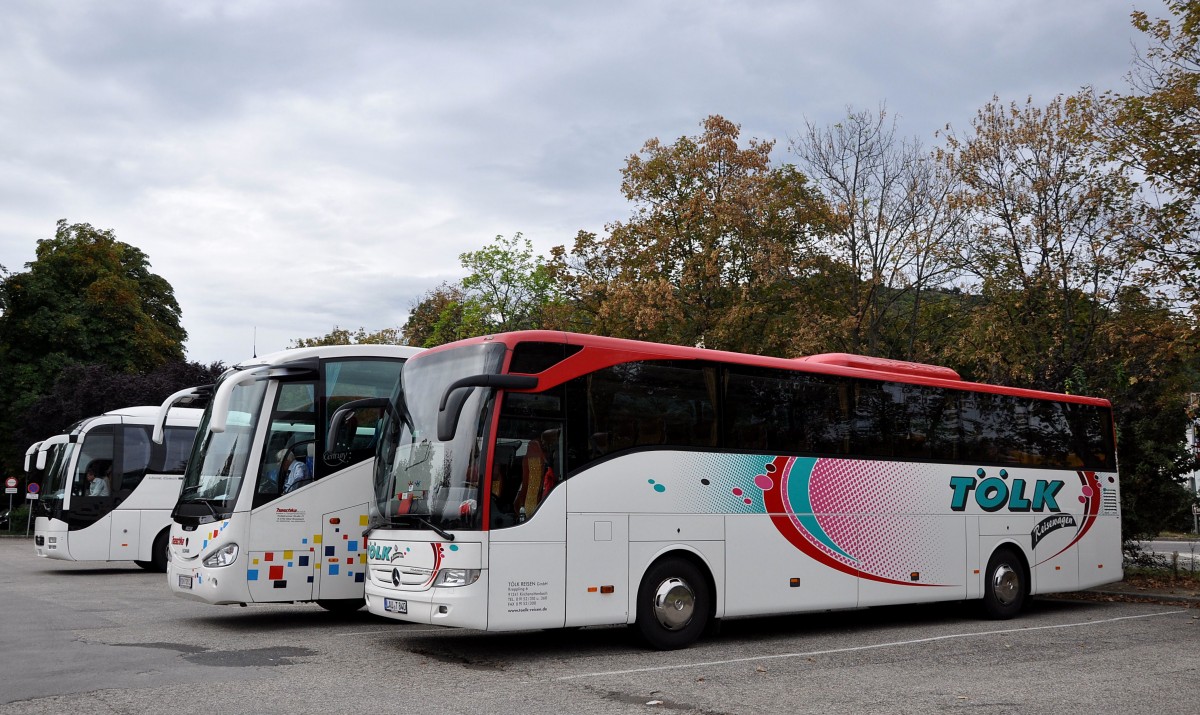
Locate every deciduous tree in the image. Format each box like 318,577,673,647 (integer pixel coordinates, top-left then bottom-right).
940,95,1142,391
292,326,404,347
790,105,967,359
555,115,836,355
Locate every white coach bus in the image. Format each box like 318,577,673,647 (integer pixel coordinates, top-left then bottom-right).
164,344,422,612
363,331,1122,649
33,406,202,571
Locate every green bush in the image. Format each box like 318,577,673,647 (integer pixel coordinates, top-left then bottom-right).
1,504,30,534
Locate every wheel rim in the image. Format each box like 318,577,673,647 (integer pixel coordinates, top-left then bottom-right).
991,563,1020,606
651,577,695,631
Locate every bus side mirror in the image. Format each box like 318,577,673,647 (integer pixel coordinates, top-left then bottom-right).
327,397,389,448
36,450,48,471
437,374,538,442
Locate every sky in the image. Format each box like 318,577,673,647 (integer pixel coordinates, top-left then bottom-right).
0,0,1149,366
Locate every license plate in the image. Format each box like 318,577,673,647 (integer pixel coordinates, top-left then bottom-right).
384,598,407,614
178,575,193,590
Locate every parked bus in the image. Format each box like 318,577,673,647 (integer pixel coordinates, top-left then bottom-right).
363,331,1121,649
165,344,422,611
33,406,203,571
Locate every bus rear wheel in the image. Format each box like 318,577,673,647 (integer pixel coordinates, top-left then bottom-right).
317,598,365,614
982,546,1026,619
635,557,711,650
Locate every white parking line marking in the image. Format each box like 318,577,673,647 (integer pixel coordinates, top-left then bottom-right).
555,610,1188,680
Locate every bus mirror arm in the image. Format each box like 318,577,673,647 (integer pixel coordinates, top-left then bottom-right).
209,367,271,434
326,397,389,447
436,374,539,442
153,385,212,444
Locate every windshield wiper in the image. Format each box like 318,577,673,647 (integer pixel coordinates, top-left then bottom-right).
409,514,455,541
373,514,455,541
172,489,223,523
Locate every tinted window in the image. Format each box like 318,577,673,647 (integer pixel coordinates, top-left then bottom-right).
575,361,717,467
721,366,1113,469
509,342,582,374
151,426,196,475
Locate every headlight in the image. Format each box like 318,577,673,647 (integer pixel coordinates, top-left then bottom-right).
433,568,480,587
203,543,239,568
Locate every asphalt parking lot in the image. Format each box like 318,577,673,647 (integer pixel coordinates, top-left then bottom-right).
1,537,1197,715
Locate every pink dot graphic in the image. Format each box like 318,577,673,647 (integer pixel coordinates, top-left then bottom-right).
754,474,773,491
744,498,752,505
732,487,744,497
1081,486,1094,498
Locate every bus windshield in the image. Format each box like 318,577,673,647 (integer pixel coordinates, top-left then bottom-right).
177,373,268,518
372,342,505,531
33,442,74,516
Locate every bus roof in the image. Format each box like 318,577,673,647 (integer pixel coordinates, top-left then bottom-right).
418,330,1112,408
233,344,424,371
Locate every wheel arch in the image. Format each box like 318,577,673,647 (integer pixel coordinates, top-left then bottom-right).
630,545,720,626
986,540,1031,597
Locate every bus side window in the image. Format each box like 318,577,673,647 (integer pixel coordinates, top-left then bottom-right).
118,426,152,493
492,390,564,528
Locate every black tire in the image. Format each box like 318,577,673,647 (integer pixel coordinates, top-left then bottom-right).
316,598,365,614
635,557,711,650
981,546,1026,619
149,528,170,573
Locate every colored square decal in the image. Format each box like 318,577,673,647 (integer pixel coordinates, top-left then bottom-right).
324,545,335,557
269,565,284,580
284,550,294,559
343,534,349,540
299,555,309,567
252,558,259,565
348,540,359,551
355,572,365,583
328,564,340,576
359,515,369,526
314,535,322,544
265,552,274,562
301,537,308,544
247,569,259,581
273,580,288,589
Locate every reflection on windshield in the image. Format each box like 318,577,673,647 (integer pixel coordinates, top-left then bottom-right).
373,343,504,531
180,377,267,508
34,443,73,516
42,444,73,500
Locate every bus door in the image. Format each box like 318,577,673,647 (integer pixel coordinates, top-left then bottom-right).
108,424,154,561
67,425,116,560
487,392,567,630
247,380,319,603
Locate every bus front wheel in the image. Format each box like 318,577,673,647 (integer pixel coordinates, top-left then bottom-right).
982,546,1026,619
135,529,170,573
635,557,711,650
